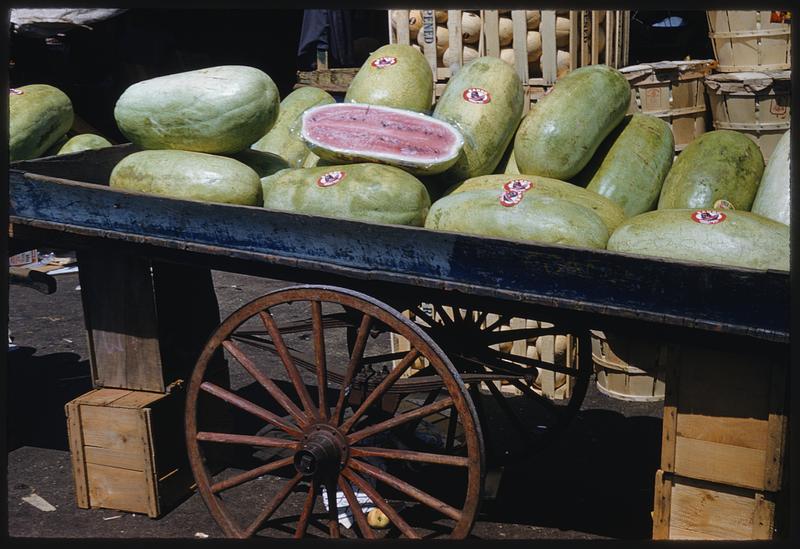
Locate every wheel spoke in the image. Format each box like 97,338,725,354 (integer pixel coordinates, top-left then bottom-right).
295,480,317,539
348,396,454,445
506,377,562,421
311,301,329,420
485,314,511,332
196,431,299,449
411,306,439,329
259,311,320,420
340,349,420,433
325,477,340,538
331,313,373,425
483,379,535,440
488,347,578,377
361,351,410,365
342,468,420,539
244,473,303,537
480,326,562,345
349,458,462,521
212,456,295,494
474,310,489,327
200,382,302,438
338,476,376,539
433,303,454,326
350,446,468,467
222,340,308,427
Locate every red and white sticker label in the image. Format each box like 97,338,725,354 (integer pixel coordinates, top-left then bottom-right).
691,209,727,224
500,190,524,207
317,170,345,187
10,88,23,95
463,87,491,104
504,179,533,193
713,199,735,210
371,56,398,69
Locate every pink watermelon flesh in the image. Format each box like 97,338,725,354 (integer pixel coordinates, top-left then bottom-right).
301,103,463,173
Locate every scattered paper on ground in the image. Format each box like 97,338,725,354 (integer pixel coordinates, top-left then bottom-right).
194,532,209,539
22,493,56,512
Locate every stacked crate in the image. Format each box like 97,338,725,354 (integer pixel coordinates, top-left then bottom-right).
703,10,791,161
389,9,630,110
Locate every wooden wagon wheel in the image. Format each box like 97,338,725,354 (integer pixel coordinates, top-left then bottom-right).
395,304,592,463
185,285,484,539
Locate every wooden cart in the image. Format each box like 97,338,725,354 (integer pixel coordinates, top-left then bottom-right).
8,146,789,539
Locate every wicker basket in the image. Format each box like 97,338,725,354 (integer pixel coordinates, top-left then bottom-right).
706,10,791,72
590,330,666,402
621,60,716,153
704,70,790,162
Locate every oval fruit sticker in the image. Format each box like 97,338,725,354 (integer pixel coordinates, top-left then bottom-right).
317,171,346,187
504,179,533,193
371,56,398,69
10,88,23,95
500,190,524,207
463,87,491,104
691,210,727,224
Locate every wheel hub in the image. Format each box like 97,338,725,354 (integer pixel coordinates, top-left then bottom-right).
293,424,348,477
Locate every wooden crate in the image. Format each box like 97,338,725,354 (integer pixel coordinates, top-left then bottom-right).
706,10,791,72
653,471,779,540
389,9,630,109
66,387,195,518
659,342,788,492
620,60,716,153
704,70,790,162
590,330,666,402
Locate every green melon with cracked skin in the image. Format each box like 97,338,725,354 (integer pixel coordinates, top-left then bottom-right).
448,173,625,232
433,56,524,180
425,189,609,249
573,114,674,218
9,84,74,161
110,150,262,206
514,65,630,180
114,65,279,154
751,130,790,226
345,44,434,113
251,86,335,167
261,163,431,226
607,208,789,271
57,134,113,155
657,130,764,210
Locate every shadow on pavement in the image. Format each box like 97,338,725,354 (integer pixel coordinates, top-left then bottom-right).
6,346,93,451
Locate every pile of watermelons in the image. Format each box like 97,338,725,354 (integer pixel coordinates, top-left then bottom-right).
9,43,789,271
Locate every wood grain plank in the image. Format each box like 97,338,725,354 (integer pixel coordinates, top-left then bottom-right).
540,10,557,84
66,400,90,508
84,446,146,471
674,436,766,490
87,463,151,513
511,11,528,84
483,10,500,58
652,470,672,539
81,406,144,452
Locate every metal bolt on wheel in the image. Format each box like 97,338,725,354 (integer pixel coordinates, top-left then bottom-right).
185,285,484,539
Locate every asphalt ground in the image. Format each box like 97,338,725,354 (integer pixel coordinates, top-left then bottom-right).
7,266,663,540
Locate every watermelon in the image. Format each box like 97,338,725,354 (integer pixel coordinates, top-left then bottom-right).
607,208,789,271
226,149,289,178
261,163,431,226
449,174,626,232
657,130,764,210
751,130,790,226
299,103,464,175
514,65,630,180
9,84,74,161
425,189,609,249
57,134,113,155
110,150,262,206
574,114,674,217
251,86,335,167
114,65,279,154
433,56,525,181
345,44,434,113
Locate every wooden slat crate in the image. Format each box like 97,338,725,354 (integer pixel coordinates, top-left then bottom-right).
706,10,791,72
66,387,195,518
389,9,630,109
590,330,666,402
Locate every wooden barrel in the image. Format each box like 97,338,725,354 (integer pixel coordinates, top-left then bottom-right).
620,60,715,152
590,330,666,402
704,70,790,162
706,10,791,72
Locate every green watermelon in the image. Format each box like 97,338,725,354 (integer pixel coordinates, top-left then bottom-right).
657,130,764,210
345,44,434,113
9,84,74,161
448,173,625,232
251,86,335,167
57,133,113,155
433,56,525,181
514,65,630,180
226,149,289,178
751,130,790,226
425,189,609,249
607,208,789,271
114,65,279,154
110,150,262,206
261,163,431,226
573,114,674,217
